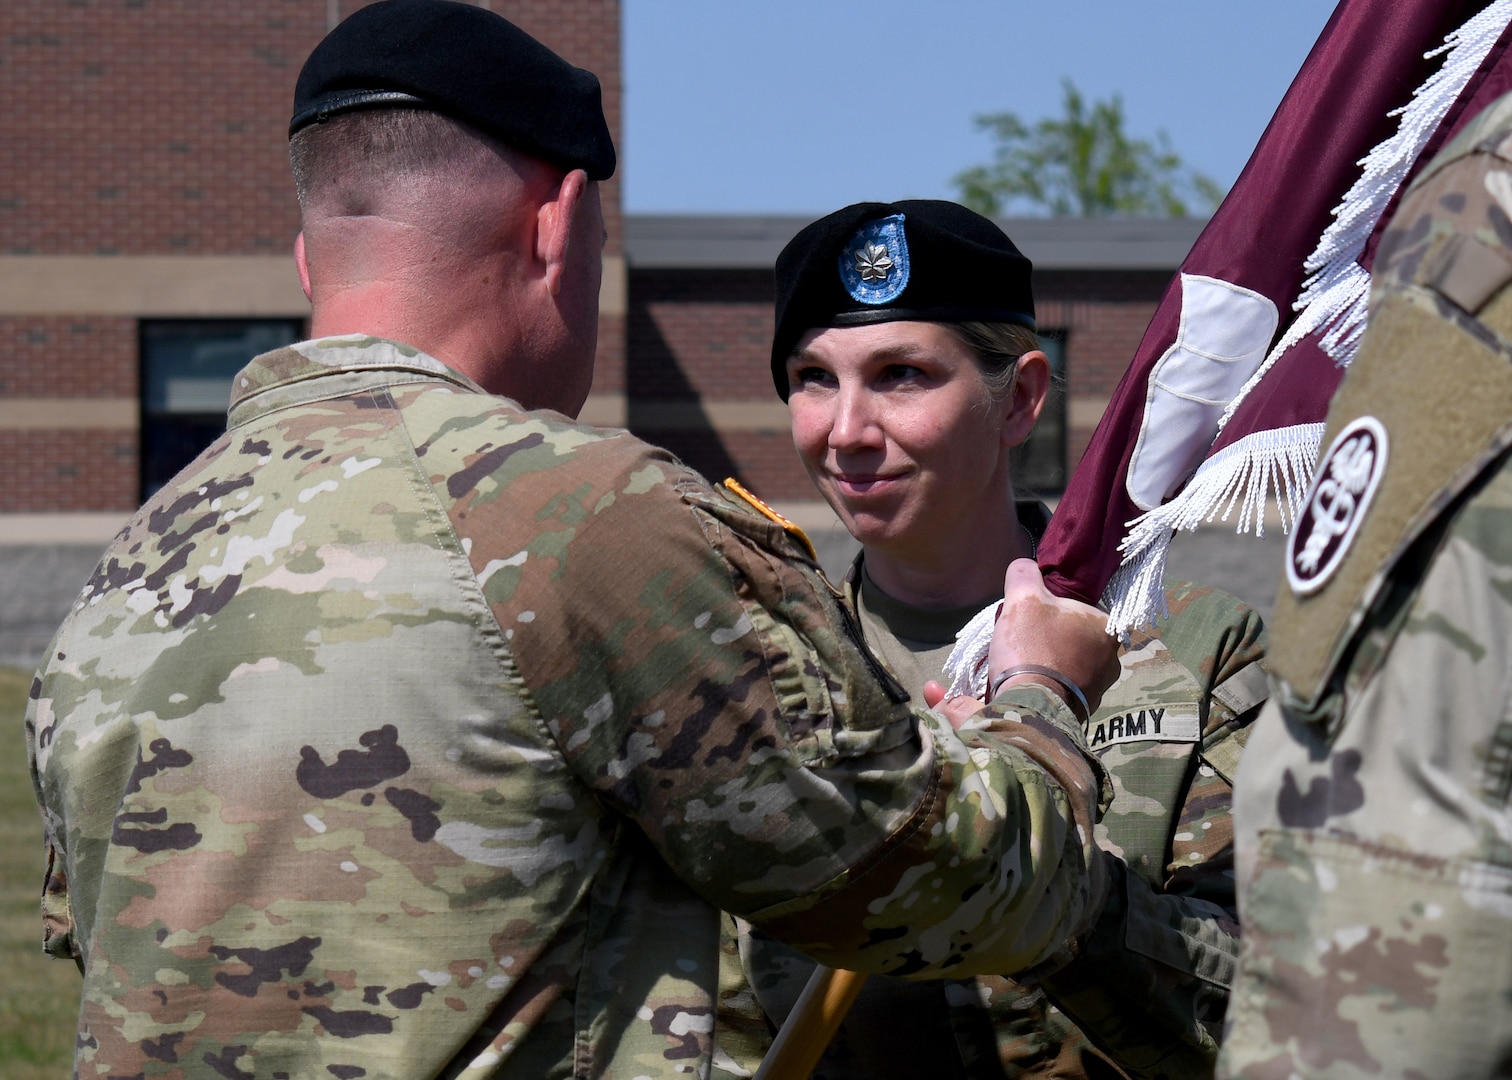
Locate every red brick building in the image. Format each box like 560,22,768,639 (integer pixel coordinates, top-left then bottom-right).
0,0,625,544
0,1,1198,546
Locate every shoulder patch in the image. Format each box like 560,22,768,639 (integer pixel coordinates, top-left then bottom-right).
720,478,817,562
1287,416,1388,597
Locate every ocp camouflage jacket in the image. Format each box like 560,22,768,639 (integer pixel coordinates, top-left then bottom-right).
27,336,1113,1079
1219,90,1512,1080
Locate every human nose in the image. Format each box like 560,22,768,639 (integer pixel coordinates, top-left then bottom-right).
828,384,882,452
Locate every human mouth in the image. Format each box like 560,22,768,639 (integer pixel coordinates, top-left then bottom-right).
830,471,899,496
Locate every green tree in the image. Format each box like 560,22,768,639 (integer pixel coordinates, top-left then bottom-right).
954,79,1224,218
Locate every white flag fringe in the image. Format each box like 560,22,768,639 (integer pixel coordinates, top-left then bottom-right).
944,600,997,699
1100,423,1325,636
947,422,1327,689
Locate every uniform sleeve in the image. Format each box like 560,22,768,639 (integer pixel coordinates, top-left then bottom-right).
24,671,82,969
1036,581,1266,1077
1221,453,1512,1076
712,913,771,1080
1162,580,1268,908
1035,854,1235,1078
483,448,1110,979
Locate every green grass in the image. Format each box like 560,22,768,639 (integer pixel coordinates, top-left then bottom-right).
0,666,80,1077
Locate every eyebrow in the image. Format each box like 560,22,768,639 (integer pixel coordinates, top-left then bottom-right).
786,341,933,368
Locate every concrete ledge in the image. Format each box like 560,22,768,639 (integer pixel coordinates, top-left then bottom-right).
0,398,137,430
0,254,628,318
579,393,626,427
765,499,842,533
0,256,310,316
631,399,791,431
599,255,627,317
0,513,126,545
1068,395,1111,430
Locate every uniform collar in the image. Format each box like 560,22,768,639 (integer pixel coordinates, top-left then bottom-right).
227,335,488,425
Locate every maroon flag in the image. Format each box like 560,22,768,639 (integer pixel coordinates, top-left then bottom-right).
1035,0,1512,633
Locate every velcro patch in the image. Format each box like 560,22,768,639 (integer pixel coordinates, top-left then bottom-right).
1086,704,1201,751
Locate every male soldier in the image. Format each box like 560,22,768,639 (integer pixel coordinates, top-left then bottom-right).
1217,92,1512,1078
25,3,1122,1077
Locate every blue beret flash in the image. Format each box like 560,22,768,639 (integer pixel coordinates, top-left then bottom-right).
839,214,911,305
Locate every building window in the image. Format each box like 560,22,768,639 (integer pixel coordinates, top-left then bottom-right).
140,319,304,498
1013,330,1067,497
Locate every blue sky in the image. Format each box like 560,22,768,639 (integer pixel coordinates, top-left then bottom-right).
622,1,1337,215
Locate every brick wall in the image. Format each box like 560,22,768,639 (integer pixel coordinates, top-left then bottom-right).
0,430,138,512
1038,270,1171,397
628,270,775,401
1039,269,1171,466
0,318,138,398
0,0,621,257
0,0,624,517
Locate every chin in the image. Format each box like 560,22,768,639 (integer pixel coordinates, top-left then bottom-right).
833,507,907,549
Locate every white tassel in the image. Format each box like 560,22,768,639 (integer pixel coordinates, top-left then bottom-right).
1218,0,1512,432
944,601,998,699
1102,423,1325,637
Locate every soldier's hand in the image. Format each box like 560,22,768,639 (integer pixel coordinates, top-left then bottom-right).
987,560,1120,718
923,680,986,730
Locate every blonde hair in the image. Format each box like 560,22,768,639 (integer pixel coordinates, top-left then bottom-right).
945,321,1041,405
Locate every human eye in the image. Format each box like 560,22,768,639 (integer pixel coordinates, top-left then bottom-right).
879,362,924,383
790,365,835,389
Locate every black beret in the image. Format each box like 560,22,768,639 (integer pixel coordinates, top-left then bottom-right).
290,0,616,181
771,200,1035,399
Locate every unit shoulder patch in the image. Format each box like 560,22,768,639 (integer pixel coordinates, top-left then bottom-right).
1287,416,1389,597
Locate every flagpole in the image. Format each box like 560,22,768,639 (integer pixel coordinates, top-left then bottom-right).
753,965,867,1080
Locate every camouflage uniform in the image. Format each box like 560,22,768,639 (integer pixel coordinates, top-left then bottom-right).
1218,93,1512,1079
26,336,1117,1080
718,507,1268,1080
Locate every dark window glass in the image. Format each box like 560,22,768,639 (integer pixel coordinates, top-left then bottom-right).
1013,330,1067,497
140,319,303,498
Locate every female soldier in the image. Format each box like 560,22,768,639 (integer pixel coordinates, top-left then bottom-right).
715,201,1267,1080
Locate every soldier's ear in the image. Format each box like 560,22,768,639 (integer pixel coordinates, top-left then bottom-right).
535,169,590,296
1003,351,1049,449
294,232,313,302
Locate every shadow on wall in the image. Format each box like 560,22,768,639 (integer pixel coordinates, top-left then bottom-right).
624,277,743,486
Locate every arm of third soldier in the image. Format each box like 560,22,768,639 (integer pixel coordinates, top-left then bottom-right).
503,459,1122,980
1030,582,1268,1079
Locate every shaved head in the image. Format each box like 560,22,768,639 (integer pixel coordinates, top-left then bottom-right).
287,106,602,413
291,108,556,255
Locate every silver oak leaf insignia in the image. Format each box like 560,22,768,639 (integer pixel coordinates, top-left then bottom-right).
855,242,895,283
